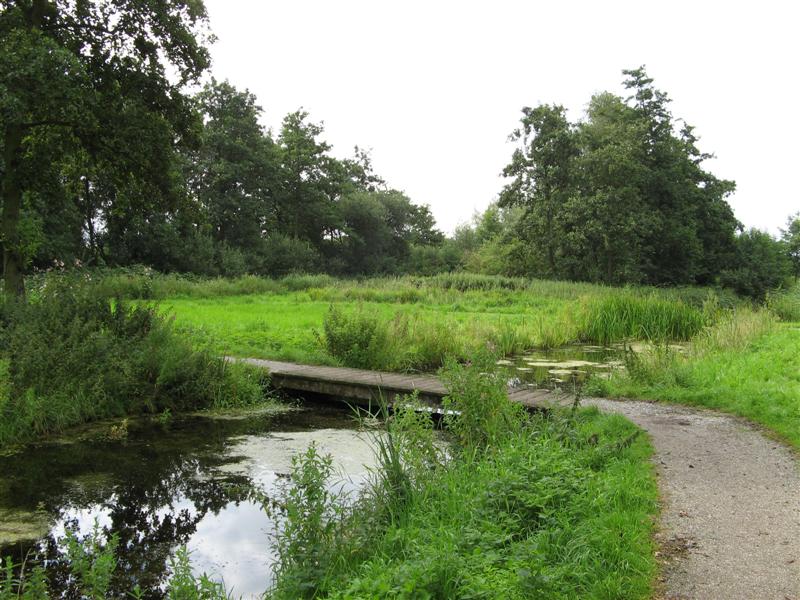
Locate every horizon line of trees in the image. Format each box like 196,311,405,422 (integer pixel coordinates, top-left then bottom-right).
1,1,797,299
0,0,446,296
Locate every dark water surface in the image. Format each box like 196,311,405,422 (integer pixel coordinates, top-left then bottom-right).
503,343,628,390
0,401,372,598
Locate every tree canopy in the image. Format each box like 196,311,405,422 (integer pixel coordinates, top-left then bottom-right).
499,67,739,285
0,0,211,294
0,3,443,289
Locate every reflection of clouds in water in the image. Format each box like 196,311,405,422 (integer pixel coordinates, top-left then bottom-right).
52,502,113,539
40,426,377,598
190,428,377,596
187,499,275,596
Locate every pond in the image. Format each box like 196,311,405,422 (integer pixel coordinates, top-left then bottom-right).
0,401,374,598
500,343,629,390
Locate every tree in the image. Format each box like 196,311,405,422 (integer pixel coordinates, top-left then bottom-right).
0,0,210,295
187,80,278,258
719,229,792,300
498,67,738,285
499,104,578,275
781,213,800,278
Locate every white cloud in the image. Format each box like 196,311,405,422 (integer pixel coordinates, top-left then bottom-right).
203,0,799,234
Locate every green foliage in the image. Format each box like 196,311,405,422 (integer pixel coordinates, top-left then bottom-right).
0,279,264,447
164,547,228,600
1,530,228,599
0,0,211,294
497,67,738,286
781,212,800,277
63,523,118,599
719,228,793,300
441,353,525,453
1,525,118,600
266,361,658,599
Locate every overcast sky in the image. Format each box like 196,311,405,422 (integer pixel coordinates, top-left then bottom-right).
203,0,798,235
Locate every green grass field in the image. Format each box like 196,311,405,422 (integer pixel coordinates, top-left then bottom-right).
158,274,800,449
161,275,717,371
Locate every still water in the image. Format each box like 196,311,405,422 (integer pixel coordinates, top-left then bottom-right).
502,343,628,390
0,402,374,598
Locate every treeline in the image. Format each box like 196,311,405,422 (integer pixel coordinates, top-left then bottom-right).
1,1,796,298
0,1,444,295
443,68,798,299
12,77,446,279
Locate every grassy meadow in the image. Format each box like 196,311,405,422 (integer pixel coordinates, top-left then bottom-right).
149,273,726,371
2,271,797,597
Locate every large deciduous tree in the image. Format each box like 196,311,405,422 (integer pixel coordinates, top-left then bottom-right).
0,0,211,295
500,67,738,285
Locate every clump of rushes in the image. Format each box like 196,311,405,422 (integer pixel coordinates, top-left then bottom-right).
575,293,707,344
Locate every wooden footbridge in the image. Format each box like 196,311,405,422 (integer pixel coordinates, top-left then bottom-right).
232,358,566,411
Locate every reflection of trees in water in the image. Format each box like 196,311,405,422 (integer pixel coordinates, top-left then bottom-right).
1,411,344,596
28,446,255,597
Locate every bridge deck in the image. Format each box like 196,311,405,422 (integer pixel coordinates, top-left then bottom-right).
233,358,566,410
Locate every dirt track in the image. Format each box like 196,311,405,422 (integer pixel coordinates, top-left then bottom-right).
587,399,800,600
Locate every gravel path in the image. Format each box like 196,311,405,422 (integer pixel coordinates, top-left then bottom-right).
587,399,800,600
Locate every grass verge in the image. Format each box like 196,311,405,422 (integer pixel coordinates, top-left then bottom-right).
590,310,800,448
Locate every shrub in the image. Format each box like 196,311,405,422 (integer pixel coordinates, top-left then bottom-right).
321,305,397,370
0,280,264,446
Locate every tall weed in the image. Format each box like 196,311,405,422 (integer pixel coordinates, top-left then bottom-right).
268,443,350,600
441,353,525,454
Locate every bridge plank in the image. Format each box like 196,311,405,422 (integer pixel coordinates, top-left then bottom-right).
231,357,565,410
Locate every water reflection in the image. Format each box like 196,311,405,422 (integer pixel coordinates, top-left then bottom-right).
0,402,374,598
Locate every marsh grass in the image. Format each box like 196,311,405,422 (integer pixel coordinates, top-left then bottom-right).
575,294,707,344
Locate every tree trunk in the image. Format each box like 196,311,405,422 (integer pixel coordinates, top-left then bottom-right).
2,125,25,297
